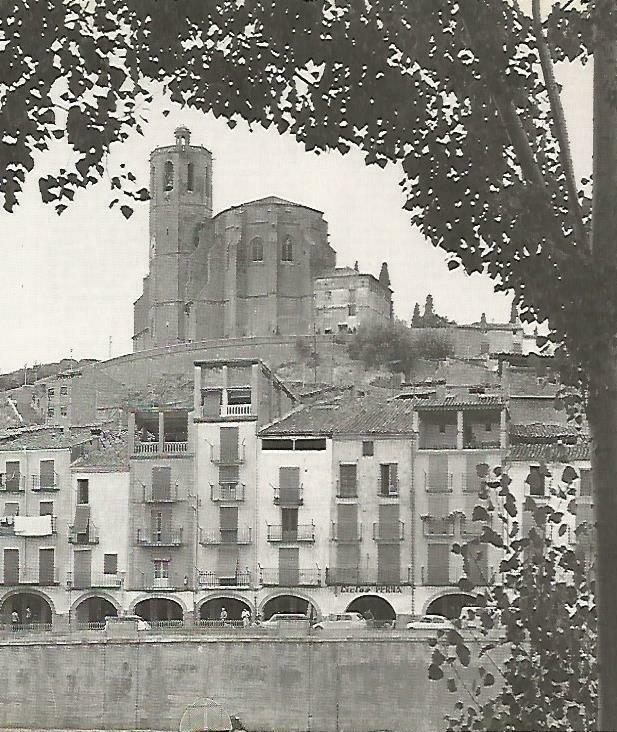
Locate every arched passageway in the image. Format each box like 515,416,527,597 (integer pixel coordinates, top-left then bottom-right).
74,596,118,623
262,595,317,621
134,598,183,622
345,595,396,622
200,597,250,621
1,592,53,624
426,593,477,620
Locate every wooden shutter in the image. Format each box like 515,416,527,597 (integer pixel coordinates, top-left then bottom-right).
281,508,298,541
580,470,593,497
279,547,299,585
73,504,90,531
3,548,19,584
220,427,239,463
388,464,398,494
4,503,19,517
39,502,54,517
427,543,450,584
73,550,92,589
39,460,55,488
103,554,117,574
279,467,300,503
428,454,449,492
217,547,239,578
152,467,172,500
5,462,20,491
220,506,238,543
218,465,239,484
39,548,55,584
337,503,358,541
336,544,360,583
466,456,484,493
377,544,400,584
379,503,399,540
339,464,357,497
202,390,221,417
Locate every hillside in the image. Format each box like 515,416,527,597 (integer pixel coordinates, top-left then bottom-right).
0,358,99,392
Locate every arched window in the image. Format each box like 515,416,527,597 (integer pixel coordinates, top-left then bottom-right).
163,161,174,192
187,163,194,192
250,237,264,262
281,235,293,262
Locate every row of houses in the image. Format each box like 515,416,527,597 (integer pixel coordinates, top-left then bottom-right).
0,358,592,629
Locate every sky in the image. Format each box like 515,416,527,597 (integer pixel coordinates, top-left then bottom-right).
0,55,592,373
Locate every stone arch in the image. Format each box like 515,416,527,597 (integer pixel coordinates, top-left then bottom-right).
345,595,396,622
260,592,320,621
423,591,477,620
130,594,187,621
71,593,120,623
199,596,252,621
0,590,55,624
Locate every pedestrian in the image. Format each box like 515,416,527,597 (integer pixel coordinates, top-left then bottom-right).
220,607,228,624
24,607,32,624
11,610,19,632
241,608,250,628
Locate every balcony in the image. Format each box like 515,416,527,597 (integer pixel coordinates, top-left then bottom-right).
68,524,99,544
461,520,488,538
1,567,59,586
133,441,189,455
420,564,495,587
66,571,122,589
267,523,315,542
31,474,60,491
325,567,412,586
423,517,455,537
463,439,500,450
210,483,245,502
0,474,25,493
198,570,252,588
135,528,183,547
210,444,246,466
200,527,253,545
372,521,405,542
220,403,252,418
260,567,321,586
418,438,457,450
273,485,304,506
143,483,179,503
424,472,453,494
330,521,363,542
135,567,190,591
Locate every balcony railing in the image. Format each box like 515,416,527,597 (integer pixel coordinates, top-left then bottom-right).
31,473,60,491
162,441,188,453
418,437,457,450
330,521,363,542
133,441,189,455
461,520,487,538
68,523,99,544
210,444,246,465
267,523,315,542
325,566,412,586
135,528,183,546
143,483,179,503
372,521,405,542
0,474,25,492
273,485,304,506
1,567,59,586
260,567,321,586
424,472,454,494
135,568,190,591
133,441,160,455
66,571,122,589
423,518,455,537
210,483,245,502
220,403,252,418
463,438,501,450
198,570,252,588
200,527,253,545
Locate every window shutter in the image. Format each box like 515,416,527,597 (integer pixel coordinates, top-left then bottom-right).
580,470,592,497
377,544,400,584
73,550,92,589
279,467,300,503
428,454,449,492
38,548,55,584
339,464,357,497
427,544,450,584
220,427,239,462
152,467,171,500
278,547,299,585
103,554,118,574
336,544,360,582
220,506,238,531
40,460,55,488
219,465,239,484
379,504,399,540
5,462,20,491
337,504,358,541
3,549,19,584
217,547,239,578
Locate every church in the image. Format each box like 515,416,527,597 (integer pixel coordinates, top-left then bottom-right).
132,127,393,351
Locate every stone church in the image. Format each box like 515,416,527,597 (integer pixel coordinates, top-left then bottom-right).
133,127,392,351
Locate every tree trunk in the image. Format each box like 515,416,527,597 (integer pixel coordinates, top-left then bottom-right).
591,5,617,728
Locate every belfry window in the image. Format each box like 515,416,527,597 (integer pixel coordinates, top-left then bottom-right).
187,163,194,192
163,161,174,192
281,236,293,262
251,237,264,262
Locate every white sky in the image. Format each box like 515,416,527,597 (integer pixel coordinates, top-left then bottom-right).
0,57,592,373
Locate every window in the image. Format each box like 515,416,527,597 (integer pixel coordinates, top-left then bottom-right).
163,160,174,191
187,162,194,191
485,422,492,432
60,407,67,417
362,440,374,457
47,388,54,400
103,554,118,575
77,479,89,505
250,237,264,262
339,464,358,497
439,423,446,434
39,460,55,488
281,236,293,262
262,439,294,451
47,408,54,418
39,501,53,516
153,559,169,579
5,461,20,491
281,508,298,541
380,464,399,496
293,438,326,451
4,502,19,516
60,386,68,396
480,340,490,355
527,465,547,497
348,304,357,316
580,469,593,497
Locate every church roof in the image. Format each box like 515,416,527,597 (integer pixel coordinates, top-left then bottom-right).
216,195,323,216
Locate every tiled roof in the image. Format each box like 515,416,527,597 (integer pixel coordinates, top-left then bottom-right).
72,432,129,470
508,441,591,462
0,426,99,451
410,395,505,411
217,195,323,216
510,423,580,444
260,398,417,437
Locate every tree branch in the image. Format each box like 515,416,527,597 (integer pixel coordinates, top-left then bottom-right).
532,0,590,252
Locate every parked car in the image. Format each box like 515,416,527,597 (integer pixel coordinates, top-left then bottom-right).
406,614,454,631
313,612,368,631
261,613,310,625
121,614,151,631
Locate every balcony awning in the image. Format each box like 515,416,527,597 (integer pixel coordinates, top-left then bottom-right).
73,505,90,533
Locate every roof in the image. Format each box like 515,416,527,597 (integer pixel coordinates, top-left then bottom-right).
259,398,418,437
314,267,385,286
0,425,100,451
72,432,129,470
216,195,323,217
510,423,580,444
409,395,505,411
508,441,591,462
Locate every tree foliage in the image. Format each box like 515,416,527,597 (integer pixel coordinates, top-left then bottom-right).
429,464,597,732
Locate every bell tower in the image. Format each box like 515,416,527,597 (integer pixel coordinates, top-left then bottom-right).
147,127,212,346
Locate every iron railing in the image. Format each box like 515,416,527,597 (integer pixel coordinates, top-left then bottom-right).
210,483,246,502
372,521,405,541
267,523,315,542
1,567,59,586
66,571,122,589
135,527,183,546
143,483,179,503
210,443,246,465
198,570,252,588
0,474,25,492
423,518,455,537
68,523,99,544
199,527,253,545
330,521,363,542
273,485,304,506
260,567,321,586
31,473,60,491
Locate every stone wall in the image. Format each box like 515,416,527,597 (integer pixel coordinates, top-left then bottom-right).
0,635,483,732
